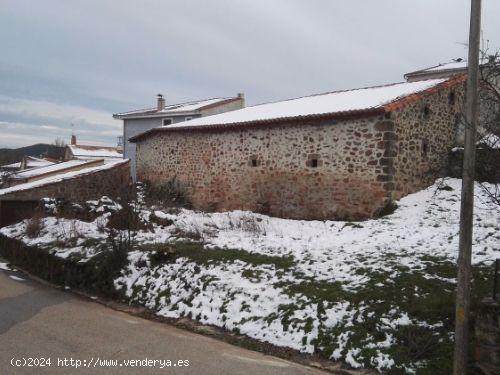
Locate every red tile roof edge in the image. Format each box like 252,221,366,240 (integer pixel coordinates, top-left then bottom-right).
382,74,467,112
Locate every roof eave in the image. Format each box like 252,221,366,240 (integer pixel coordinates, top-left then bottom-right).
129,108,386,143
113,111,200,120
113,98,240,120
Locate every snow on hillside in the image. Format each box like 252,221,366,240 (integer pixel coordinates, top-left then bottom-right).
1,178,498,372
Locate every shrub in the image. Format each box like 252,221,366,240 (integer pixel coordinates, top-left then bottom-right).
144,177,192,208
150,211,174,227
377,200,398,217
25,213,44,238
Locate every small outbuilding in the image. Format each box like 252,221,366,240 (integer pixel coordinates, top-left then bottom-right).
131,76,466,220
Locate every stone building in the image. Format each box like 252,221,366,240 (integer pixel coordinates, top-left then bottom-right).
0,160,130,227
113,94,245,180
131,76,465,220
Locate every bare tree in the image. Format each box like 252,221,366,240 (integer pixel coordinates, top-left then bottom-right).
53,137,66,147
477,49,500,205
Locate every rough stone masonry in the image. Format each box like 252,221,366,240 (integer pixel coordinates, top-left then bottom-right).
135,81,465,220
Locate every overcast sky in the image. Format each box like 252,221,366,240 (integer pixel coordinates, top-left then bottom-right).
1,0,499,148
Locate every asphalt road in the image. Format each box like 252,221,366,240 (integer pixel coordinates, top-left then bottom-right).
0,261,327,375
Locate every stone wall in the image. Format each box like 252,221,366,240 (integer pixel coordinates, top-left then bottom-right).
448,148,500,183
138,117,394,220
136,87,463,220
391,83,466,198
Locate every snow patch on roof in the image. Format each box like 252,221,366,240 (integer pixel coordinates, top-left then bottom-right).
0,162,21,169
162,79,446,129
25,156,55,168
68,145,122,158
13,160,94,179
423,61,468,72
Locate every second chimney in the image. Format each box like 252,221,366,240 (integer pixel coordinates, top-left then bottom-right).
237,92,245,108
157,94,165,111
71,134,77,145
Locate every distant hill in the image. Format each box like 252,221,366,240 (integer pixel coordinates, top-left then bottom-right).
0,143,65,165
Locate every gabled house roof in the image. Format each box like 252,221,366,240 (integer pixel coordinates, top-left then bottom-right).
67,144,122,160
405,60,469,80
1,156,55,172
11,159,99,181
404,57,499,81
130,75,465,142
113,97,242,120
22,156,55,169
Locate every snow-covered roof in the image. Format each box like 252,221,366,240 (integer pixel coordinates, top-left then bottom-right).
423,61,468,72
1,157,54,171
68,144,122,159
24,156,55,168
404,58,494,80
113,97,241,119
0,161,21,170
0,159,129,197
12,159,96,180
131,76,464,142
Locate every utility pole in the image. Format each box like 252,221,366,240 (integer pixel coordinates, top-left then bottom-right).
453,1,482,374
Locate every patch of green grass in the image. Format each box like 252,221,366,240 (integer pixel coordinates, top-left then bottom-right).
140,241,295,269
276,278,348,303
273,257,493,373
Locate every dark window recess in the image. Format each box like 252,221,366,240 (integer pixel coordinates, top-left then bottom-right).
251,158,258,167
307,158,319,168
423,106,431,119
162,118,173,126
422,139,429,156
448,91,456,105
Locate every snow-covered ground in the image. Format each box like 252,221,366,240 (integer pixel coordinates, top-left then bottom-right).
1,178,498,373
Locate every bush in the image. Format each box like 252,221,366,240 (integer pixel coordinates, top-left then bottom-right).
144,177,192,208
25,213,44,238
377,200,398,217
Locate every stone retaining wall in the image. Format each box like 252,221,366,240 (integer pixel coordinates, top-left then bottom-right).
475,298,500,374
448,148,500,183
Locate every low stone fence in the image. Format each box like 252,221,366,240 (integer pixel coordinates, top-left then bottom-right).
0,235,118,296
448,148,500,182
475,298,500,374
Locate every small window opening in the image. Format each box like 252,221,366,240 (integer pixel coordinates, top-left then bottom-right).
448,91,456,105
422,139,429,156
423,106,431,119
251,158,258,167
310,158,318,168
162,118,173,126
185,116,193,121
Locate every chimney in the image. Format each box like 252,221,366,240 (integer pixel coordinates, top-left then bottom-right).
71,134,77,145
237,92,245,108
157,94,165,111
